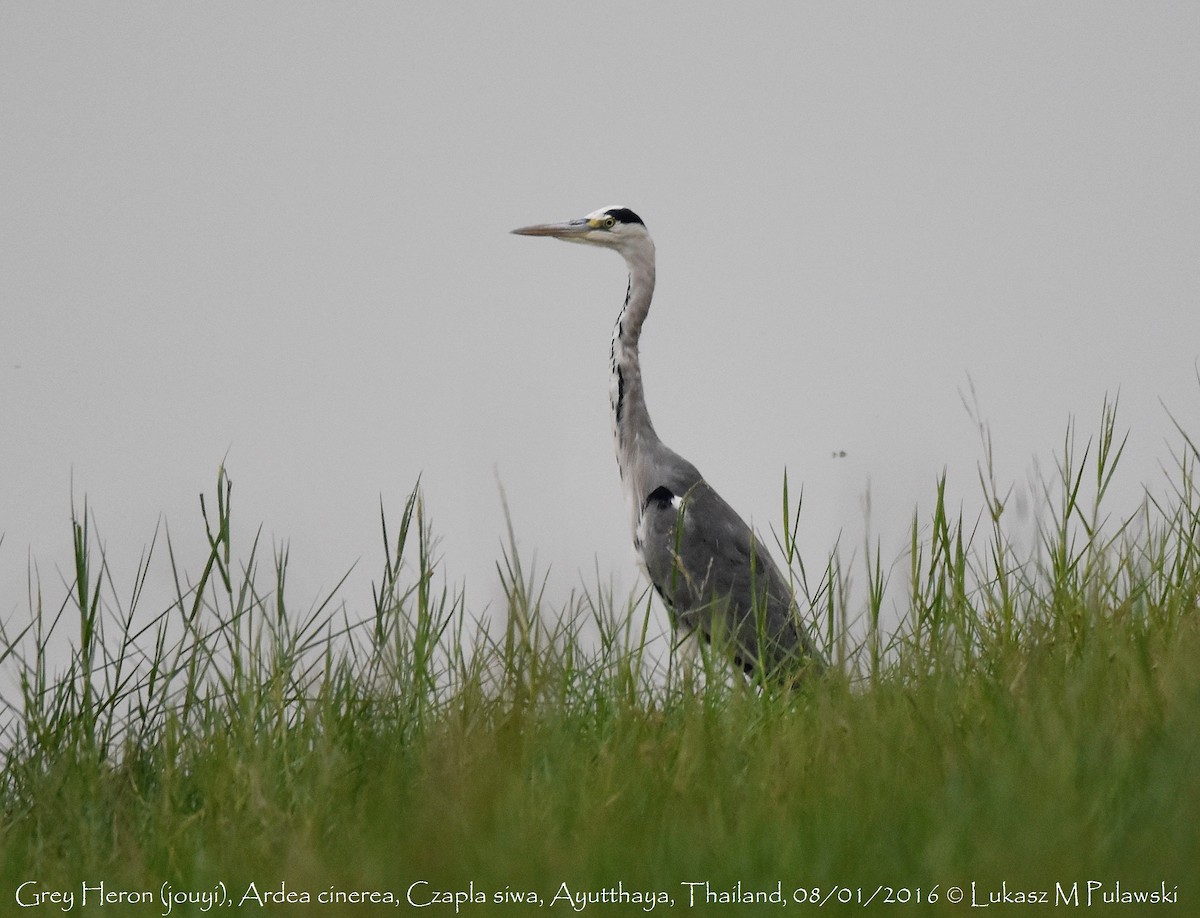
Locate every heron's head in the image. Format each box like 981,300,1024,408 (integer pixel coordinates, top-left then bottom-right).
511,206,651,261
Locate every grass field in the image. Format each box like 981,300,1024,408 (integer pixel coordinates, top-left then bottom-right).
2,402,1198,915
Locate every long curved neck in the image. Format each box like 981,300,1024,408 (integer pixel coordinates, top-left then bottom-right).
610,240,658,484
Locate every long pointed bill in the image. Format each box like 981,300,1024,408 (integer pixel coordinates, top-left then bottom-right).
510,219,592,239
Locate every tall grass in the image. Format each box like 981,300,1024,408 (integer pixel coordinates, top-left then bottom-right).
1,402,1198,914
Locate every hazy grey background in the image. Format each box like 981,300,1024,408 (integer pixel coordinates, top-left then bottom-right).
3,4,1199,635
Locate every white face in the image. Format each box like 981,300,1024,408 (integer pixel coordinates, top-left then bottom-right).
576,207,631,246
511,206,649,253
584,205,635,225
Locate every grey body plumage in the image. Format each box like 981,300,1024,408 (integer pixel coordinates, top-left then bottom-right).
512,207,825,681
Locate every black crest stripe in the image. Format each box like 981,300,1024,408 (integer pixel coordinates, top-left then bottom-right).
605,207,644,227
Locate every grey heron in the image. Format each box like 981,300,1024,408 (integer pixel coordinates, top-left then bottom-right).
512,206,825,682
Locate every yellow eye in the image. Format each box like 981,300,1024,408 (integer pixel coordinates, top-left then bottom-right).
603,216,616,229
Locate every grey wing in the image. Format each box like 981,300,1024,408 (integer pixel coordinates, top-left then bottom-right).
637,480,824,678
